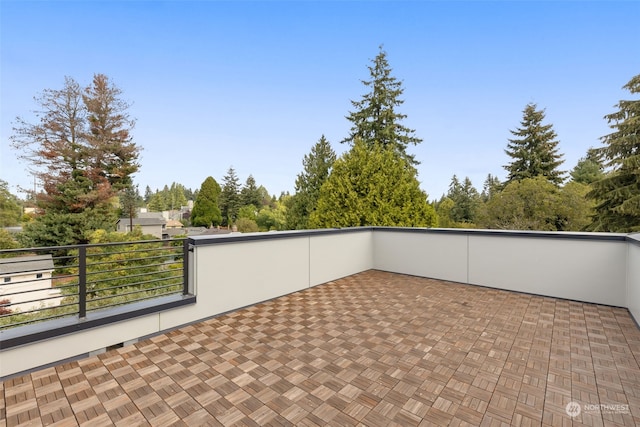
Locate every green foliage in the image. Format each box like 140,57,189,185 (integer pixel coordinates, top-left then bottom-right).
286,135,336,230
0,229,19,250
236,218,259,233
219,167,241,226
256,204,287,231
557,181,595,231
147,183,189,212
477,177,560,230
570,148,605,185
504,103,565,186
342,46,422,165
434,197,456,228
477,176,590,231
238,205,258,221
589,74,640,232
0,180,22,227
18,207,117,247
191,176,222,228
310,139,436,228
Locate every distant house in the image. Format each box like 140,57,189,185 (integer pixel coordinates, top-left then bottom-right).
116,212,167,239
166,219,183,229
0,254,62,312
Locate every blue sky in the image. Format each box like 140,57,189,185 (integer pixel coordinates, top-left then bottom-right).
1,1,639,201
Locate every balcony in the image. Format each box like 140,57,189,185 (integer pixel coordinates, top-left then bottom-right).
1,228,639,425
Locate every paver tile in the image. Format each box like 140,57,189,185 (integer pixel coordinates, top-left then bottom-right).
2,270,639,426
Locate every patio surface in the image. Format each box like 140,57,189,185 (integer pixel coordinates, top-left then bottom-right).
2,270,640,426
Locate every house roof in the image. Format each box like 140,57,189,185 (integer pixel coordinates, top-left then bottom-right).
0,254,54,276
117,217,166,226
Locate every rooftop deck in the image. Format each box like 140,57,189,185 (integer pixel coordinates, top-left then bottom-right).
2,270,639,426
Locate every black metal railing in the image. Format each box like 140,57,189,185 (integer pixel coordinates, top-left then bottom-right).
0,239,189,330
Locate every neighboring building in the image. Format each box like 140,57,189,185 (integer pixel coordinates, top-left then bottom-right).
116,212,167,239
0,254,62,313
166,220,183,229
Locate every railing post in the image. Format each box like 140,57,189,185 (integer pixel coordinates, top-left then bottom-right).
183,239,190,295
78,245,87,318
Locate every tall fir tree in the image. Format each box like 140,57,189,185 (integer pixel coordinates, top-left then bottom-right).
342,46,421,165
219,167,241,226
481,174,502,202
286,135,336,230
240,175,262,209
447,176,480,224
504,103,565,186
11,75,139,245
588,74,640,232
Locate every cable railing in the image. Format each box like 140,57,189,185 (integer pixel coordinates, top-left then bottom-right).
0,238,189,330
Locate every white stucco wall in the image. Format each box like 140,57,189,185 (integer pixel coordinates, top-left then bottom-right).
467,233,627,306
373,229,468,283
627,235,640,323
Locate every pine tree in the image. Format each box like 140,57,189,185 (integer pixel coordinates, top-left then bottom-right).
588,74,640,232
286,135,336,229
481,174,502,202
219,167,241,226
240,175,262,209
447,176,480,224
570,148,605,185
504,103,565,186
191,177,222,228
342,46,421,165
310,139,436,228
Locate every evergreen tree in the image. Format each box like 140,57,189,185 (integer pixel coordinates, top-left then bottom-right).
481,174,502,202
310,139,436,228
219,167,241,226
120,184,140,232
434,197,456,228
143,185,153,204
82,74,139,191
191,176,222,228
168,183,188,210
504,103,565,186
147,190,166,212
240,175,262,209
570,148,605,185
589,74,640,232
286,135,336,229
10,75,139,246
447,176,480,224
342,46,422,165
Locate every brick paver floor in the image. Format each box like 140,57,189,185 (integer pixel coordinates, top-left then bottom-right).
2,270,640,426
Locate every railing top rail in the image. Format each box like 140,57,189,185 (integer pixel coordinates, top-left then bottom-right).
0,238,187,255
